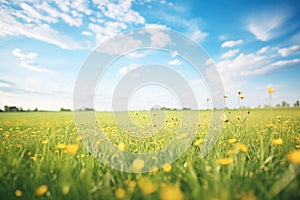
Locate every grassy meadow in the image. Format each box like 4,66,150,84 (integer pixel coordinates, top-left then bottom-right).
0,108,300,200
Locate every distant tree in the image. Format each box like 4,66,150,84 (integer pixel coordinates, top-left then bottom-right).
182,107,191,110
281,101,287,108
294,100,300,107
33,108,38,112
84,108,94,111
275,104,281,108
60,108,71,112
4,105,9,112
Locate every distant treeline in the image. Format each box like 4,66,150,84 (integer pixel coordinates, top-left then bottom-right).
0,105,72,112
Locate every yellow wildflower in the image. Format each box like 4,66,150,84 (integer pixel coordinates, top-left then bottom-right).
41,139,49,145
228,138,237,144
240,95,245,99
193,138,204,146
35,185,48,196
132,158,145,171
15,190,22,197
271,138,283,145
235,143,248,153
162,163,172,173
64,144,79,154
267,87,275,94
115,188,126,199
160,184,183,200
137,177,157,194
218,158,233,166
55,143,66,149
287,150,300,165
118,142,126,151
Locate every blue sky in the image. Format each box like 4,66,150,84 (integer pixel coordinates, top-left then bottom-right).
0,0,300,111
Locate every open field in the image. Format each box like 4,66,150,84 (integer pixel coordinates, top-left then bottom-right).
0,108,300,200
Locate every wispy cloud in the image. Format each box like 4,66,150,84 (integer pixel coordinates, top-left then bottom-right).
168,59,182,66
12,48,55,73
119,64,138,75
221,49,240,59
246,5,294,41
0,8,82,49
278,45,300,57
221,40,243,48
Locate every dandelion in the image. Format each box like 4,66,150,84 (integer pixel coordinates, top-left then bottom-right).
41,139,49,145
235,143,248,153
228,138,237,144
193,138,204,146
287,150,300,165
55,143,66,149
15,189,22,197
160,184,183,200
118,142,126,151
218,158,233,166
162,163,172,173
240,95,245,100
271,138,283,145
137,177,157,194
35,185,48,196
267,87,275,107
267,87,275,94
128,181,136,187
115,188,126,199
229,149,238,156
224,95,228,98
64,144,79,155
132,158,145,171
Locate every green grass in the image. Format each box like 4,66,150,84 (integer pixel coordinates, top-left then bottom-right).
0,108,300,199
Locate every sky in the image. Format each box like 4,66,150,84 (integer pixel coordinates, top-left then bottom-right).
0,0,300,111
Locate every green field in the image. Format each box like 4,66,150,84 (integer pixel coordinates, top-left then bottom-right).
1,108,300,200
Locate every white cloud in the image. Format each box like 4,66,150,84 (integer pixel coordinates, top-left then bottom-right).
168,59,182,66
257,46,269,54
12,48,54,73
246,6,293,41
95,0,145,24
171,51,178,58
89,21,128,45
119,64,137,75
125,52,145,58
12,48,38,60
0,9,82,49
145,28,171,48
96,35,142,55
145,23,169,30
191,30,208,43
37,2,82,27
278,45,300,57
221,49,240,59
20,3,57,24
221,39,243,48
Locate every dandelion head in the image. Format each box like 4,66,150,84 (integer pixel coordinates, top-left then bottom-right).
160,184,183,200
162,163,172,173
15,190,22,197
267,87,275,94
287,150,300,165
218,158,233,166
115,188,126,199
132,158,145,172
35,185,48,196
271,138,283,145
